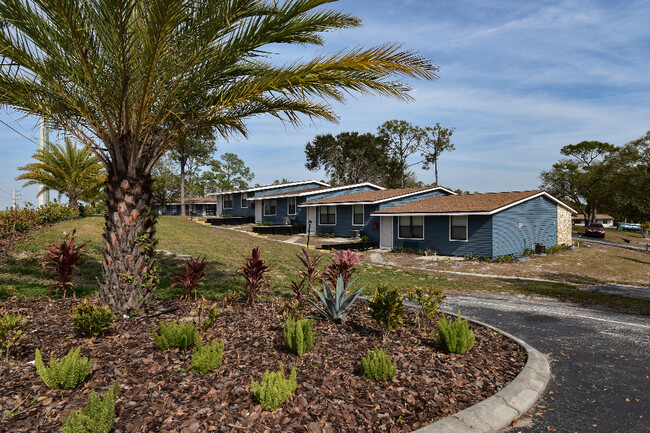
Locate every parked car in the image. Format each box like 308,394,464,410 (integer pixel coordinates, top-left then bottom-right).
585,223,606,238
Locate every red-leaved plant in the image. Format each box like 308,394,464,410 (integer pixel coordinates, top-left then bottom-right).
296,247,322,287
240,246,270,303
289,279,306,303
44,229,88,298
324,249,362,286
171,255,207,301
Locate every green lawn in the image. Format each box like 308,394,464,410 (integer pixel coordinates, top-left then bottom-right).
1,216,648,313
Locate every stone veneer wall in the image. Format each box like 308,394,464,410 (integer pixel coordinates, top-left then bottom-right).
557,206,573,245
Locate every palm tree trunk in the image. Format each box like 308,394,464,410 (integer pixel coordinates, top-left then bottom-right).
98,175,158,315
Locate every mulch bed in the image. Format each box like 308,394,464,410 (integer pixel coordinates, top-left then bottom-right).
0,297,526,432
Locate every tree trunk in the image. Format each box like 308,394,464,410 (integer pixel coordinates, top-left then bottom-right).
180,161,186,216
434,158,439,185
98,175,158,315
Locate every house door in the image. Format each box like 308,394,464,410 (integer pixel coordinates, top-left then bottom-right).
307,207,317,234
255,201,262,223
380,216,393,249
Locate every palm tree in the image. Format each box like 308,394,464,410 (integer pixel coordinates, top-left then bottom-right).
0,0,438,314
16,138,106,208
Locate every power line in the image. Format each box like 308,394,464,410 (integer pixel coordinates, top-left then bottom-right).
0,117,39,145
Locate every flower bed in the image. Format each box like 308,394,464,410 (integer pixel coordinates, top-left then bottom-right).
0,298,525,432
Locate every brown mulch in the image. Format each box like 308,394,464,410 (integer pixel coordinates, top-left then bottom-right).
0,298,526,432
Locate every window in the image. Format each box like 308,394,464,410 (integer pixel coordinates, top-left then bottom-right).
319,206,336,225
288,197,297,215
223,194,233,209
398,216,424,239
264,199,277,216
241,192,248,208
450,215,468,241
352,204,364,225
206,204,217,216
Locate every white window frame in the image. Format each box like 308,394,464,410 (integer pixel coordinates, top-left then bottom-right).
223,194,233,209
397,216,425,240
264,199,277,216
449,215,468,242
241,192,248,208
352,204,364,226
319,206,336,225
287,197,297,215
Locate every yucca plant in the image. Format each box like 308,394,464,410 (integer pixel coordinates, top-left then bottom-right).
240,246,271,303
0,0,436,316
324,249,362,286
307,275,363,323
170,255,208,301
44,230,88,298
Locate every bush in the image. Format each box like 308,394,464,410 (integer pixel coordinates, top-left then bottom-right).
44,229,89,298
71,300,114,337
436,312,475,354
367,284,404,336
35,347,92,389
240,246,271,302
250,364,297,411
152,321,197,350
324,249,362,286
0,203,79,239
405,286,446,329
546,244,570,254
61,380,120,433
360,348,396,381
0,312,24,361
191,338,225,375
307,275,363,323
283,316,315,356
170,255,207,300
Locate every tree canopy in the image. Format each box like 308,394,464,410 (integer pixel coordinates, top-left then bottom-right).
201,152,254,192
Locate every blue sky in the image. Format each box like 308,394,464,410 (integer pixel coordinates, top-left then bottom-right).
1,0,649,208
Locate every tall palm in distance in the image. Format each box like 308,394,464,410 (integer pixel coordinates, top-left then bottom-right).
16,138,106,209
0,0,438,314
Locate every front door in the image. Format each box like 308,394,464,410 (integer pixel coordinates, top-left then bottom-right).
255,201,262,223
380,216,393,249
307,207,317,234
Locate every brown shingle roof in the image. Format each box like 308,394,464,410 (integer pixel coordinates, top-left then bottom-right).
253,183,384,199
302,186,448,205
372,190,550,214
572,214,613,220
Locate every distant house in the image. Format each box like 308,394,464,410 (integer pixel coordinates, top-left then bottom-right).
572,214,614,227
300,186,456,241
249,183,384,226
161,197,218,216
206,180,329,218
371,190,575,258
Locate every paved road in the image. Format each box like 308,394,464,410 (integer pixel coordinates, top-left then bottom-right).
573,233,650,252
441,292,650,433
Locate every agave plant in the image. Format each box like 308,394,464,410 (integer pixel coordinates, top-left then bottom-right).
307,275,363,323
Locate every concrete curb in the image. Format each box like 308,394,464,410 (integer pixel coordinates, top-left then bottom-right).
412,312,550,433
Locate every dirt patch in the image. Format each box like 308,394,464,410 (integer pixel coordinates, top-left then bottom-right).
0,298,525,432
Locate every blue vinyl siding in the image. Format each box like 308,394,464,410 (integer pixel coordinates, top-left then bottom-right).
491,196,557,257
222,182,324,217
392,215,493,257
223,192,254,217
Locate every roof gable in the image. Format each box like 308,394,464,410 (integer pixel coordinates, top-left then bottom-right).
251,182,384,200
206,180,328,196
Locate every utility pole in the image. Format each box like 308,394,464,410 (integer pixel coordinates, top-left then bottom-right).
38,117,50,206
12,188,17,208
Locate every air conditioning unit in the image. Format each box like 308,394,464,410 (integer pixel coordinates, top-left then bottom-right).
282,217,291,225
349,229,361,239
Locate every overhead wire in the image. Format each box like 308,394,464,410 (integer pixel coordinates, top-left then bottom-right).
0,117,39,145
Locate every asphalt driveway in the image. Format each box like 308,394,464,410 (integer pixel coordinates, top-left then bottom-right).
441,292,650,433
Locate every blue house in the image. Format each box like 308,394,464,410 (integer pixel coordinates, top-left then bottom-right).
249,183,384,227
371,190,576,257
206,180,328,218
160,197,218,216
300,186,456,241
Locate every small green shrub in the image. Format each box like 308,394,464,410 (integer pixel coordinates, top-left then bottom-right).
61,380,120,433
283,316,315,356
191,338,225,375
250,364,297,411
367,284,404,336
71,300,114,337
436,312,475,354
316,232,335,238
405,286,446,329
152,321,197,350
1,312,24,361
360,348,396,381
35,347,91,389
546,244,570,254
194,297,219,331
